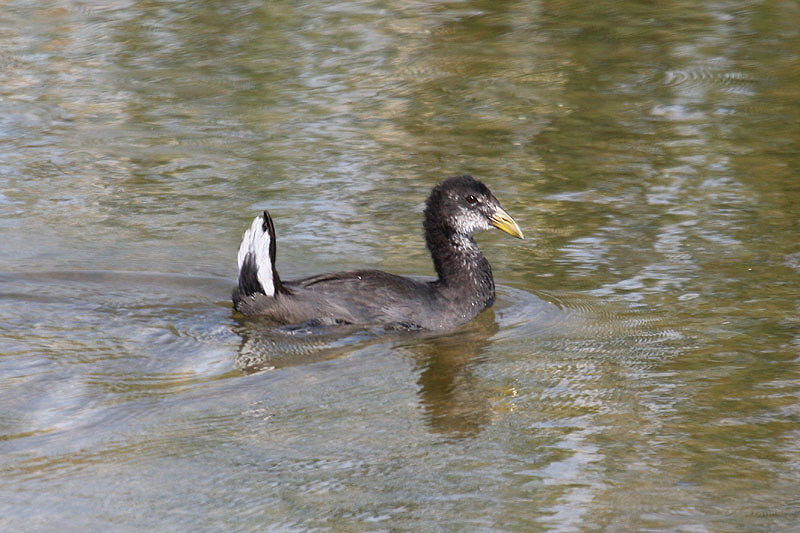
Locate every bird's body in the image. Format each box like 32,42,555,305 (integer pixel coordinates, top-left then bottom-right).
232,175,523,330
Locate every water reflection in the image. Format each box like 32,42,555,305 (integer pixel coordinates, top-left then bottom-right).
409,316,499,437
234,319,381,372
235,310,503,438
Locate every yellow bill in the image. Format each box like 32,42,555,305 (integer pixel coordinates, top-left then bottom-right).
490,206,525,239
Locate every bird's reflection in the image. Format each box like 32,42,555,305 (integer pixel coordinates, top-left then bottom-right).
234,310,500,438
406,311,499,438
234,318,375,371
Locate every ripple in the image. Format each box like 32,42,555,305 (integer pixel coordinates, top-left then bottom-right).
234,320,387,372
0,270,239,439
494,283,683,371
661,68,761,93
493,285,566,336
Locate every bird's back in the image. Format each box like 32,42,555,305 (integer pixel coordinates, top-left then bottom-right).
235,269,441,328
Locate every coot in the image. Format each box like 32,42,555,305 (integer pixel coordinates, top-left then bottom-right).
232,175,523,330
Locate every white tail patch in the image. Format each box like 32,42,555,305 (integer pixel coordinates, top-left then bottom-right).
237,215,275,297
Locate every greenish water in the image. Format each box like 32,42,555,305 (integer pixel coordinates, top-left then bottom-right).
1,1,799,530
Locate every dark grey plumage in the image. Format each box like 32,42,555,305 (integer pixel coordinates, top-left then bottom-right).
232,175,523,330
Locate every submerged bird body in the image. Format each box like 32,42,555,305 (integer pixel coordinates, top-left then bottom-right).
232,175,523,330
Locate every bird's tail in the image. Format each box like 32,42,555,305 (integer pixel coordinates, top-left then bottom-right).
235,211,283,299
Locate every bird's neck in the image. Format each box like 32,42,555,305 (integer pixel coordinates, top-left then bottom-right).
425,225,496,309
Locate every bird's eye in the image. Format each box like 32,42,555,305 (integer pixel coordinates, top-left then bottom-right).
466,195,478,204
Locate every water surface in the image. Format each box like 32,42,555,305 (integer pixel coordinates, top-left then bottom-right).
2,1,799,530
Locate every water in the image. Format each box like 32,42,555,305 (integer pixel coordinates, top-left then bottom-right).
2,1,799,530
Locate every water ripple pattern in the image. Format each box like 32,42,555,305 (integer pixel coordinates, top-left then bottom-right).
1,0,800,531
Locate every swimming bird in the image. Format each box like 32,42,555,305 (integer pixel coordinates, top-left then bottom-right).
232,175,524,330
